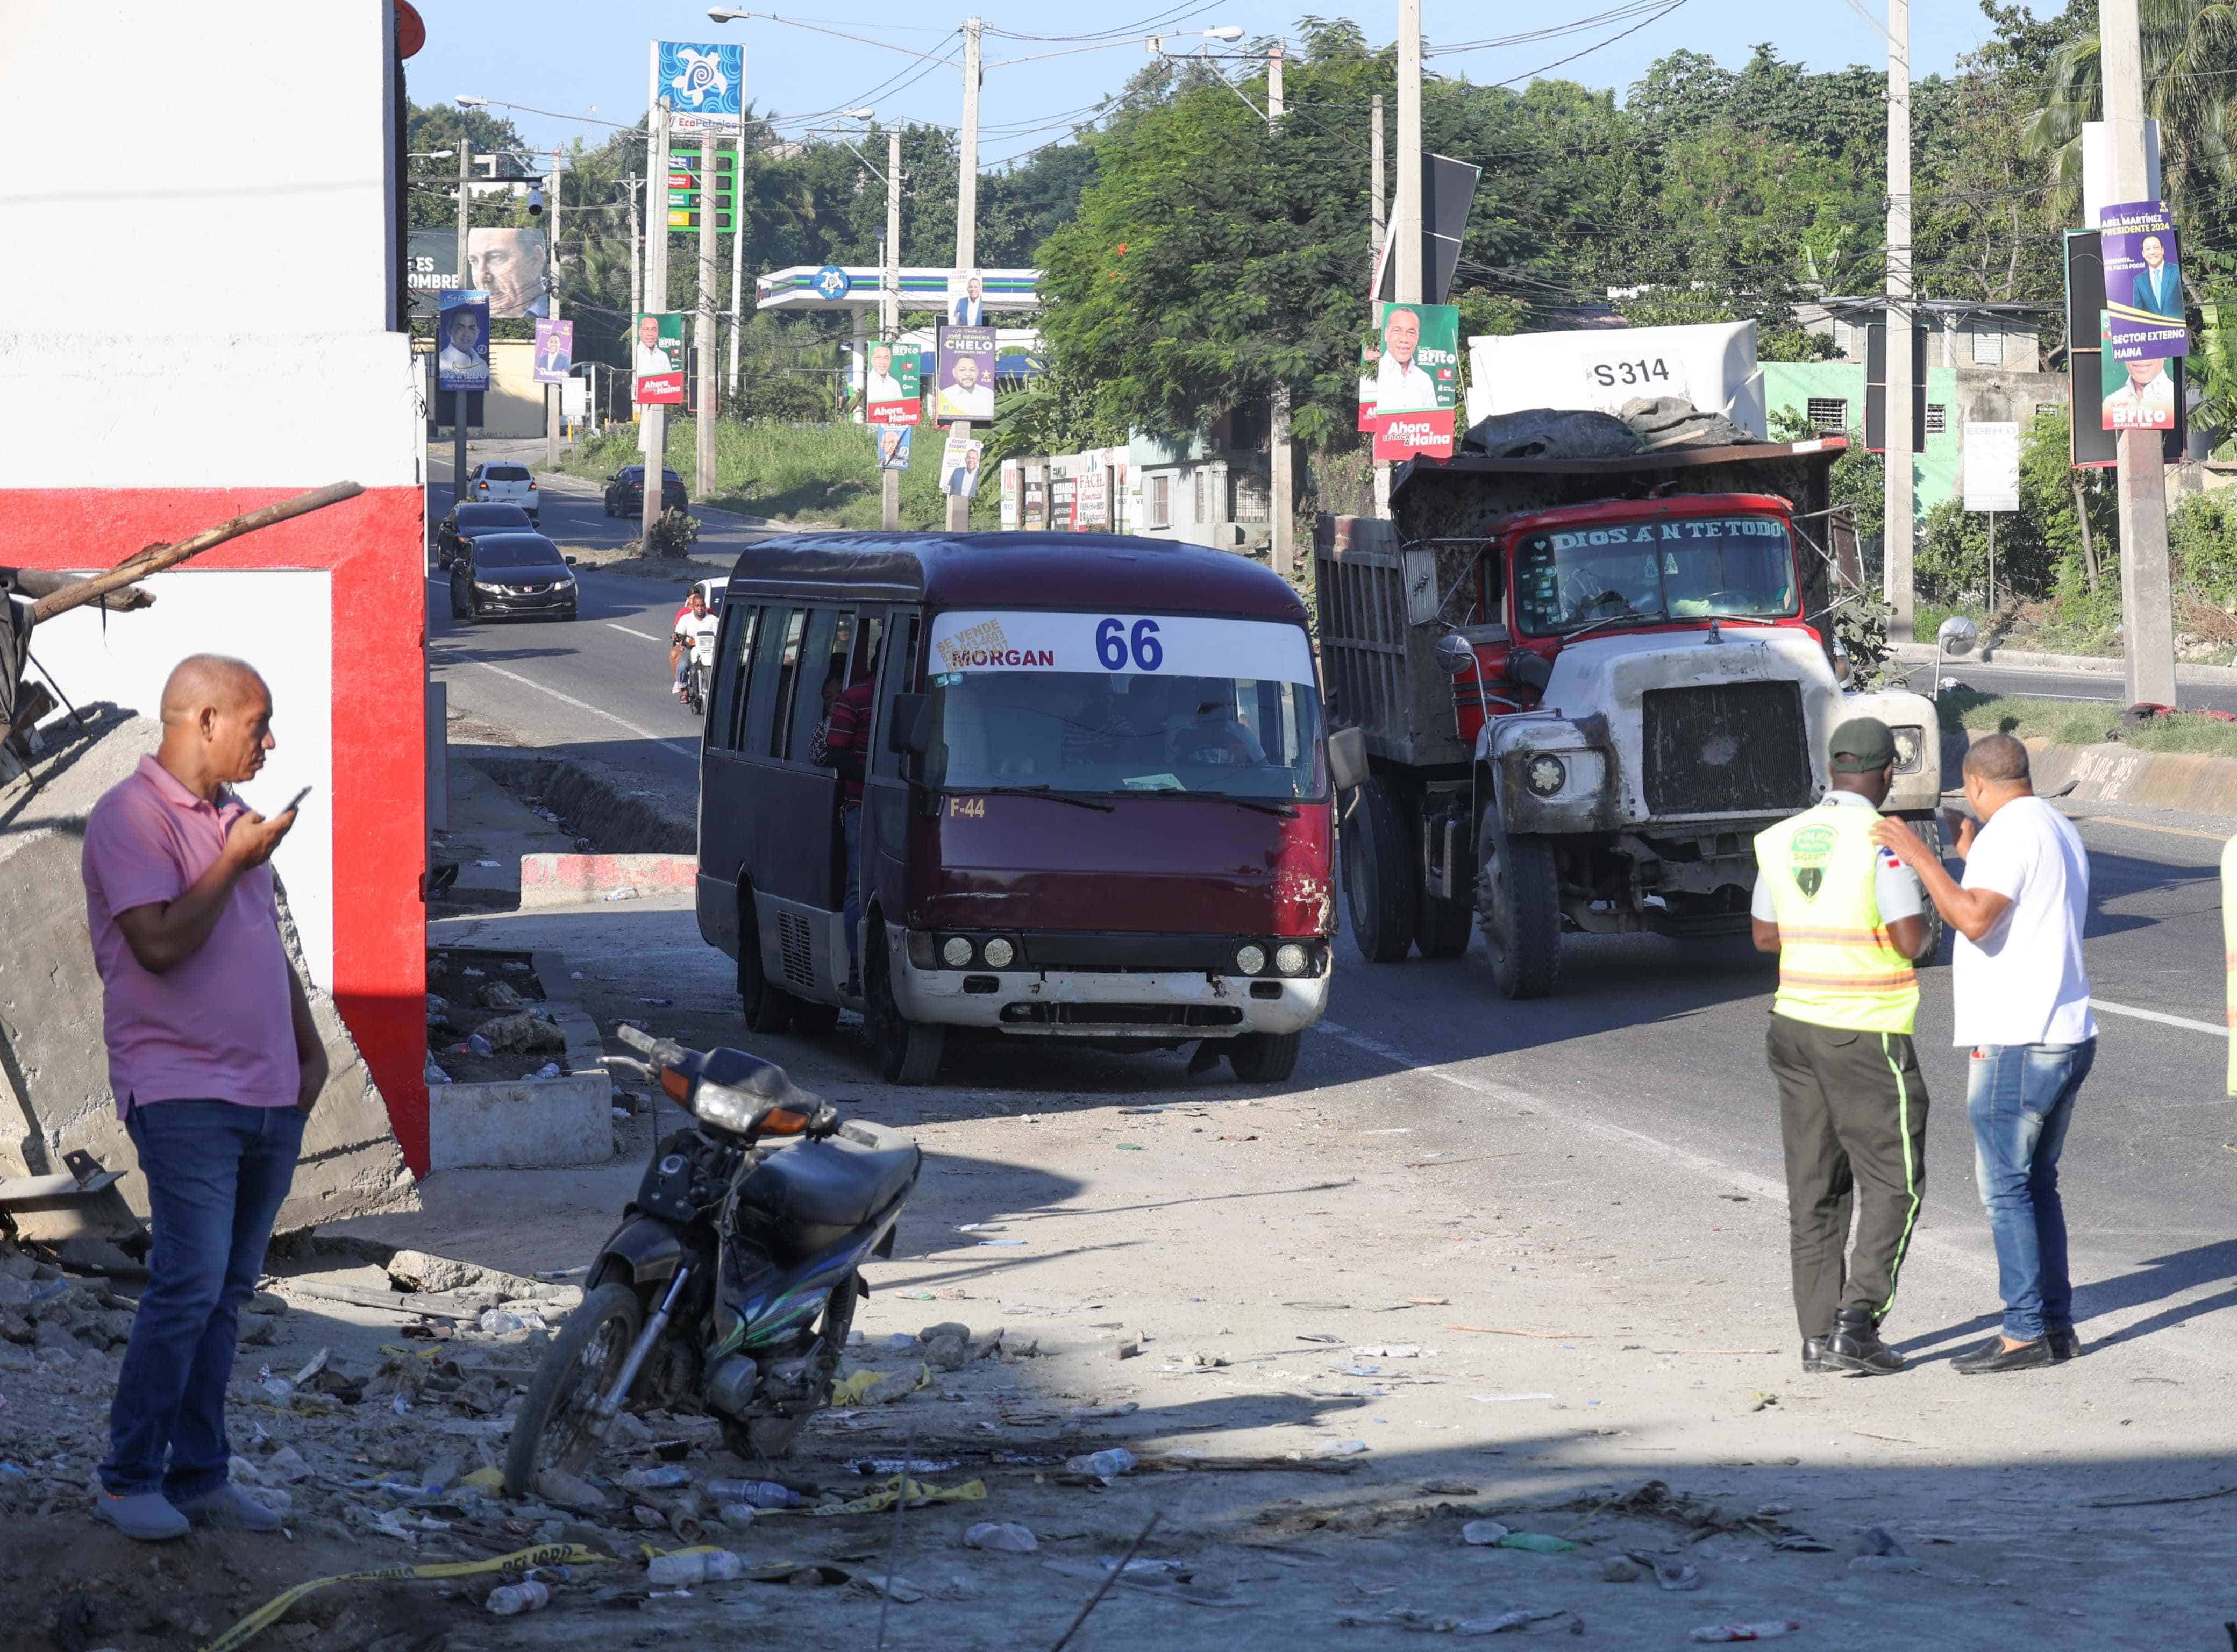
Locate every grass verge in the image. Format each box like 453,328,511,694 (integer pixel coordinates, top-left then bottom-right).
1937,688,2237,757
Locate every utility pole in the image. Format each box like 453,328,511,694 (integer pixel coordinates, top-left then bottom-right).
1267,42,1293,576
1394,0,1422,305
1884,0,1915,640
545,146,563,471
626,175,643,323
949,16,983,533
1370,90,1390,518
643,99,671,553
884,125,903,532
729,126,747,401
696,123,721,504
454,138,472,512
2104,0,2181,706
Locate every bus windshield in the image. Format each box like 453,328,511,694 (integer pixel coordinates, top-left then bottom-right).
1514,514,1797,636
922,611,1323,802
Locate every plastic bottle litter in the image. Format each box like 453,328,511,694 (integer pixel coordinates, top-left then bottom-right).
531,1062,564,1080
1307,1438,1369,1459
622,1464,693,1491
703,1478,804,1509
1499,1533,1577,1555
1690,1622,1802,1643
717,1503,758,1531
1461,1520,1511,1546
485,1580,552,1616
478,1307,549,1335
964,1521,1038,1553
646,1549,745,1586
1064,1448,1138,1479
465,1033,494,1056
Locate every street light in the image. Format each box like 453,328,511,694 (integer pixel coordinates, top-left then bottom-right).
1148,24,1243,51
455,94,487,106
707,7,752,20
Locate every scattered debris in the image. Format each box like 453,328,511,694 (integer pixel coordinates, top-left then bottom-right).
1501,1533,1577,1555
964,1521,1038,1553
1691,1623,1801,1643
1461,1520,1511,1546
1600,1557,1643,1583
1064,1448,1138,1480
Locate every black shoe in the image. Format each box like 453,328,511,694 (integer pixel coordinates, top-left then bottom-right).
1801,1335,1837,1375
2048,1328,2080,1362
1952,1335,2053,1375
1826,1309,1905,1376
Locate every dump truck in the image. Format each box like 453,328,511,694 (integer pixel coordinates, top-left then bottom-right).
1316,434,1944,999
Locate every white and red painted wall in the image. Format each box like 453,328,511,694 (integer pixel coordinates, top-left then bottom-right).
0,3,436,1170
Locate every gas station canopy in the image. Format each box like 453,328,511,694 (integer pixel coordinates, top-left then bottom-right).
756,265,1042,312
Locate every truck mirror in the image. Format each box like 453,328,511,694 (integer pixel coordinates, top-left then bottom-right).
1433,633,1475,675
886,692,931,757
1510,651,1554,693
1327,726,1368,794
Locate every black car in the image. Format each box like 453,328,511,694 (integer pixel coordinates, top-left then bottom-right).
448,533,580,623
602,466,688,517
436,502,536,569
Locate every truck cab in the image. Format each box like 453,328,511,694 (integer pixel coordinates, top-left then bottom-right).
1317,437,1943,999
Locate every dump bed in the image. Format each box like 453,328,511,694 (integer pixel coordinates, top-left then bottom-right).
1314,438,1850,768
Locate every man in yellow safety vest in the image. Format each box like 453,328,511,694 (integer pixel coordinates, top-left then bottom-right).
1752,716,1934,1378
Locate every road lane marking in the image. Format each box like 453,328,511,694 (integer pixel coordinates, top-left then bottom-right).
2092,999,2224,1038
605,623,664,642
452,657,697,764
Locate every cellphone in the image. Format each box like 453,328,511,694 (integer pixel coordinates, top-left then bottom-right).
279,785,312,816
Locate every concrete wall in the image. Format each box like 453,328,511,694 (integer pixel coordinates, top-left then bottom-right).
421,339,548,440
1762,361,1962,523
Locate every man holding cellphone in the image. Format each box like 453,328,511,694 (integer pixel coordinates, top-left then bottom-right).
81,655,326,1540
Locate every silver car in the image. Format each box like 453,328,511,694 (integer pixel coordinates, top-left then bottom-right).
468,461,540,524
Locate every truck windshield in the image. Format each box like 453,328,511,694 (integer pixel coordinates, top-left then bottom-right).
922,611,1324,802
1514,515,1796,637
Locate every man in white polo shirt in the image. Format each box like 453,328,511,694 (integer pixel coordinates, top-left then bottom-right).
1871,733,2095,1374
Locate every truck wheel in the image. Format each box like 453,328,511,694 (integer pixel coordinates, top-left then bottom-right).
1414,863,1473,959
738,889,795,1036
1476,807,1561,999
1228,1030,1301,1083
1897,813,1947,965
1342,775,1417,964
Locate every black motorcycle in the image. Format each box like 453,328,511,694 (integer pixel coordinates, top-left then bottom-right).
503,1028,921,1492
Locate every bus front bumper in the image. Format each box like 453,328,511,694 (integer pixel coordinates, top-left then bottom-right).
890,954,1329,1039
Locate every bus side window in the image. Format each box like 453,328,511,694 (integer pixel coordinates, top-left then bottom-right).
709,603,758,750
870,611,921,779
778,608,838,761
741,606,800,758
852,612,884,688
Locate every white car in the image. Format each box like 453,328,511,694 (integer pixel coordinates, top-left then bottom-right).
468,462,539,523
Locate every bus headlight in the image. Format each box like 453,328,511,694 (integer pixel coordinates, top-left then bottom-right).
1525,753,1568,797
1235,944,1266,975
1273,943,1309,977
982,937,1015,969
941,936,974,968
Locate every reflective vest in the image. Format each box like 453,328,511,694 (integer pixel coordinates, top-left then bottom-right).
1754,799,1919,1035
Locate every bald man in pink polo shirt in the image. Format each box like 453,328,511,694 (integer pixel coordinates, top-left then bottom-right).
82,654,326,1541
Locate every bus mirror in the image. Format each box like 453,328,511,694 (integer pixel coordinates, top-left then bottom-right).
887,692,931,757
1327,726,1367,794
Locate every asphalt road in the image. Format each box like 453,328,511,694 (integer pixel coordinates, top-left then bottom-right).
425,441,2237,1378
1894,654,2237,713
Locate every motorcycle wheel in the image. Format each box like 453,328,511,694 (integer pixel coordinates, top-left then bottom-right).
502,1280,643,1497
719,1274,859,1464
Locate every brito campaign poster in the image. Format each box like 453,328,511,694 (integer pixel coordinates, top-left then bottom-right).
1358,302,1460,460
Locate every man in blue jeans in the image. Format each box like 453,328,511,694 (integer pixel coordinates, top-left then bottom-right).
81,656,327,1539
1872,734,2096,1373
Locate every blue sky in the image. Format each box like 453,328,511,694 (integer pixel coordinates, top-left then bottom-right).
410,1,2007,165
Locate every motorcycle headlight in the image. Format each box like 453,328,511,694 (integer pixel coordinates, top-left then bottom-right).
1235,944,1266,975
1891,725,1925,774
1273,943,1309,977
941,936,974,969
1525,753,1568,797
982,937,1015,969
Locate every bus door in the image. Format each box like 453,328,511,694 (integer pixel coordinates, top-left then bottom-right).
862,608,922,938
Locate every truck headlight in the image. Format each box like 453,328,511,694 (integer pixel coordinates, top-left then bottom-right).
1524,754,1568,797
1891,725,1924,774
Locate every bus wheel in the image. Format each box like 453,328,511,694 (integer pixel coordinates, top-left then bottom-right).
1228,1030,1301,1083
739,889,795,1036
1476,807,1561,1000
867,930,944,1085
1342,775,1417,964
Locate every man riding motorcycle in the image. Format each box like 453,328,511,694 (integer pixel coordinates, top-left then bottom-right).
670,587,716,704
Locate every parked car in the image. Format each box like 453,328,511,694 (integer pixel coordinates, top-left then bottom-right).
468,461,540,523
448,532,579,624
436,502,535,570
603,465,688,517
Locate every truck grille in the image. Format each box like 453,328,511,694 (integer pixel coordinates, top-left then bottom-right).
1641,681,1812,816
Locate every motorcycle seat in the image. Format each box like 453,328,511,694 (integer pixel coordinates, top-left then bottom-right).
740,1122,920,1237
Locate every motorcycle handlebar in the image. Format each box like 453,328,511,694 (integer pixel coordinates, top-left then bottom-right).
614,1023,693,1070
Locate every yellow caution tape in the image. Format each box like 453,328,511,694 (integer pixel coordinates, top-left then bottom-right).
807,1473,987,1517
829,1362,934,1406
200,1542,614,1652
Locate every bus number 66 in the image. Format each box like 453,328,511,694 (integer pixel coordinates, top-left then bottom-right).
1094,617,1163,671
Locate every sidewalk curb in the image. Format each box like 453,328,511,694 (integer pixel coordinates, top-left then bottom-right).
1897,642,2237,686
521,852,696,907
1982,729,2237,821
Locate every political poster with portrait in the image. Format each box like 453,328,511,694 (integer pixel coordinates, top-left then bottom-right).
934,325,998,425
2099,199,2187,362
864,337,921,425
2101,310,2176,431
533,319,574,384
941,427,985,498
876,424,914,471
947,268,988,326
469,227,549,319
1358,301,1461,460
633,312,686,405
436,290,490,393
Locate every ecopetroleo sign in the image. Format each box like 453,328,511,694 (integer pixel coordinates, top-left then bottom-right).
928,610,1314,683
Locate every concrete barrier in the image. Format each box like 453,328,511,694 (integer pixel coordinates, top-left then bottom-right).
0,708,417,1230
470,751,694,854
2003,734,2237,819
426,1072,611,1171
519,852,696,907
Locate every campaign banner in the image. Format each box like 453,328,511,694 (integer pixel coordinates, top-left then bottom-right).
533,319,574,384
928,610,1316,685
1358,301,1459,459
2100,310,2176,430
934,326,998,424
940,428,985,497
436,290,490,393
876,424,914,471
1000,459,1021,529
633,312,686,405
1072,466,1110,530
2099,198,2187,361
948,269,988,326
864,338,921,426
408,229,548,319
